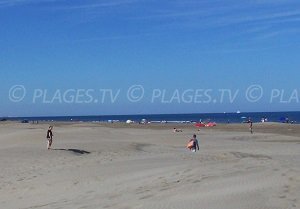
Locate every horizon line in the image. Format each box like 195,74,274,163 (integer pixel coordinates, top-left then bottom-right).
2,110,299,119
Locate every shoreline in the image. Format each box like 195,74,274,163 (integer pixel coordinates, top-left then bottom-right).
1,120,300,137
1,111,299,125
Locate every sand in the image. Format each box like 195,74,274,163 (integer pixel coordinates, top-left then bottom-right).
0,122,299,209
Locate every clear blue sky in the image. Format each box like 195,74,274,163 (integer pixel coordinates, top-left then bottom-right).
1,0,300,116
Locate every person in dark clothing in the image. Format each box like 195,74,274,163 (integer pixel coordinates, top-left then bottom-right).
247,117,253,134
249,121,253,134
46,126,53,150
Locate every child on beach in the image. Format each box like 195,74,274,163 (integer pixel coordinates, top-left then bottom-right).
46,126,53,149
187,134,199,152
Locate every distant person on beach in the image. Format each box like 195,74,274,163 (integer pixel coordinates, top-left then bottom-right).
173,128,182,132
285,117,289,123
46,126,53,149
187,134,199,152
247,117,253,134
249,121,253,134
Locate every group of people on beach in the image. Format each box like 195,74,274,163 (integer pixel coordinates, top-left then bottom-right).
46,118,253,152
46,122,255,152
45,125,200,153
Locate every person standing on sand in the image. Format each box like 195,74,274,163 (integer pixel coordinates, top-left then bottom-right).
188,134,199,152
46,126,53,149
249,121,253,134
247,117,253,134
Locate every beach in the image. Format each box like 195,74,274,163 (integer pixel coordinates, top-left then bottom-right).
1,122,299,209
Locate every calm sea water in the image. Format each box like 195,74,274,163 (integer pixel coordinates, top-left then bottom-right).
5,111,300,124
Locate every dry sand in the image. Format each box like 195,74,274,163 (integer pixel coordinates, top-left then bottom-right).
0,122,300,209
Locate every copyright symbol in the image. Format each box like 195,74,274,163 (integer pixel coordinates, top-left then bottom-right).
9,85,26,102
245,85,263,103
127,85,144,102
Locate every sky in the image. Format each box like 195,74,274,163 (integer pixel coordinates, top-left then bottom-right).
0,0,300,116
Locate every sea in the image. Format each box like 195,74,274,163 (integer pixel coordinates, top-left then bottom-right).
3,111,300,124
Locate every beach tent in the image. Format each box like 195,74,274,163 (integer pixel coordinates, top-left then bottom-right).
194,123,205,128
205,122,217,127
